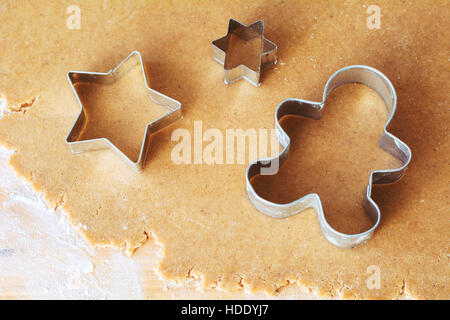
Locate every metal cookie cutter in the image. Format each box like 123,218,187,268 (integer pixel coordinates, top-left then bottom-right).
212,19,277,86
246,65,412,249
66,51,182,172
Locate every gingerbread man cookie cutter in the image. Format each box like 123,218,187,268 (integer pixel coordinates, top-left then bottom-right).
246,65,412,249
66,51,182,172
212,19,277,86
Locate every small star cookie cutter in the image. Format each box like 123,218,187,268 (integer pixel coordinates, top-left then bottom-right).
246,65,412,249
212,19,277,86
65,51,182,172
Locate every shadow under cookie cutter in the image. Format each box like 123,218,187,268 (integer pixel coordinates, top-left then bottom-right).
246,65,412,249
65,51,182,172
212,19,277,86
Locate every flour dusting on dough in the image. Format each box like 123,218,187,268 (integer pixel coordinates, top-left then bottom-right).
0,147,143,299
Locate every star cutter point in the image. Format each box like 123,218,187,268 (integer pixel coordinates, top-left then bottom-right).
65,51,182,172
246,65,412,249
212,19,278,86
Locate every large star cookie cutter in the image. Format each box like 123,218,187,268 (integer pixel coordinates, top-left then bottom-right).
212,19,277,86
246,65,412,249
65,51,182,172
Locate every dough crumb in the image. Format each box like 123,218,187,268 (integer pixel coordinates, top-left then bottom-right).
8,96,39,114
